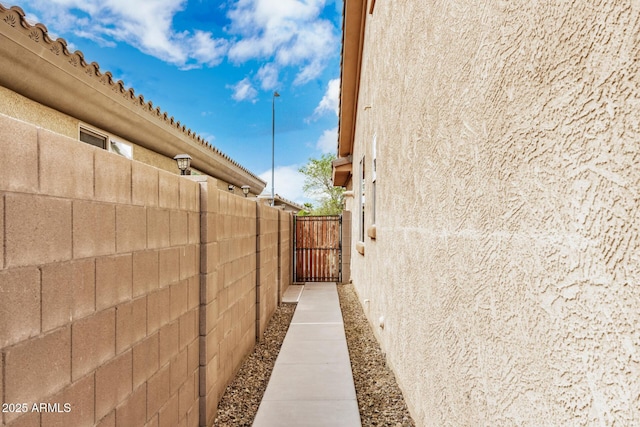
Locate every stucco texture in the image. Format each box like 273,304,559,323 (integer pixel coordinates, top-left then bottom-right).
348,1,640,426
0,86,77,138
0,85,186,175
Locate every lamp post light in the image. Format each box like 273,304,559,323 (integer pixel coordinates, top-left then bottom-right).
173,154,191,175
271,91,280,207
241,185,250,197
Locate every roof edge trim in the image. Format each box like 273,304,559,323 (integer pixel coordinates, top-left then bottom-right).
0,4,265,189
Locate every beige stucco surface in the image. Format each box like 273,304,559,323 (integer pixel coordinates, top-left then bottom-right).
0,86,185,174
132,142,183,173
0,86,77,138
347,1,640,425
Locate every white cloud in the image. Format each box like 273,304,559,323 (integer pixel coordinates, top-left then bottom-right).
20,0,340,90
316,127,338,154
228,77,258,103
293,58,325,86
257,63,279,90
198,132,216,145
23,0,228,68
258,164,311,204
312,78,340,118
227,0,338,85
188,30,229,67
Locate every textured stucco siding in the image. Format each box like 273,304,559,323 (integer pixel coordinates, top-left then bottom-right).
348,1,640,426
0,85,77,138
0,85,187,175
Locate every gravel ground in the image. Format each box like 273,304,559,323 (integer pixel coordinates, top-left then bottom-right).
213,283,415,426
338,283,415,427
213,304,296,427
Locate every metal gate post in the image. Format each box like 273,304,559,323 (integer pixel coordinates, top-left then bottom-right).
293,215,298,283
339,214,343,283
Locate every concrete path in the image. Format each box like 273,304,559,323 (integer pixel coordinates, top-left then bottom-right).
253,282,362,427
281,284,304,303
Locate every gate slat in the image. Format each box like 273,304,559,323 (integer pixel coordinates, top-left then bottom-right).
293,215,341,282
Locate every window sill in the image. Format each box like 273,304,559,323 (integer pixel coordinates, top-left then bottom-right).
356,241,365,256
367,224,376,240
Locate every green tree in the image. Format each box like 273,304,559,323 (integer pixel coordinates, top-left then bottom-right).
297,203,314,216
298,153,344,215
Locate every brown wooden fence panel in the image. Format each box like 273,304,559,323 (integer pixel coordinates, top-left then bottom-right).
294,215,342,282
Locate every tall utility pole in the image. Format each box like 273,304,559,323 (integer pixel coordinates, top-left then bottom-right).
271,91,280,206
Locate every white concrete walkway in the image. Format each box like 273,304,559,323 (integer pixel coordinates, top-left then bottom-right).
253,282,362,427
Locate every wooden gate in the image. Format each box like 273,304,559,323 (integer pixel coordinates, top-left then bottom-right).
294,215,342,282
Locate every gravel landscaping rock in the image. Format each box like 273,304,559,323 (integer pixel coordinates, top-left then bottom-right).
338,283,415,427
213,283,415,426
213,304,296,427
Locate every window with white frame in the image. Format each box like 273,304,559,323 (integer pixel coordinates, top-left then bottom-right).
109,140,133,159
79,125,133,160
79,127,107,149
371,133,377,225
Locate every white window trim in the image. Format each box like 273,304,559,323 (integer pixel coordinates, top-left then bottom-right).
359,156,366,244
371,133,377,227
79,123,133,160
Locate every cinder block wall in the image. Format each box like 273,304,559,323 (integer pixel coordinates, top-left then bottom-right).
197,182,259,426
255,204,279,339
0,113,201,427
277,210,293,301
0,114,291,427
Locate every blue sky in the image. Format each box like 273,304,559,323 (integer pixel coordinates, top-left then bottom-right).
7,0,343,204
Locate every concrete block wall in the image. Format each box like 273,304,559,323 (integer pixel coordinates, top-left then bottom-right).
197,176,220,427
277,210,293,302
216,191,258,395
0,113,201,427
197,181,259,427
256,204,279,339
0,114,292,427
192,179,292,427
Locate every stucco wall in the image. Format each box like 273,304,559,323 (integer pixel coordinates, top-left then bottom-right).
0,86,77,138
348,1,640,426
0,85,179,174
0,85,208,176
131,142,182,174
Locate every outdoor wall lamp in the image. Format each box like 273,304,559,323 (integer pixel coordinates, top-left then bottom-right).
173,154,192,175
241,185,251,197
